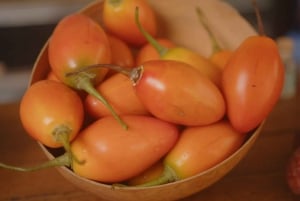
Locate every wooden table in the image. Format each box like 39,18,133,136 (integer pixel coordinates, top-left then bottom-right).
0,92,299,201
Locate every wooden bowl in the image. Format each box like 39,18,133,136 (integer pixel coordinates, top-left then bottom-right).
29,0,260,200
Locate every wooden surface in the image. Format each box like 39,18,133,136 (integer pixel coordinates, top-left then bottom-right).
0,91,299,201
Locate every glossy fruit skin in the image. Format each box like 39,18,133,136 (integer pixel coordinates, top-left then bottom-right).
102,0,157,46
162,47,222,87
135,60,225,126
48,13,111,88
85,73,149,118
133,6,221,87
19,80,84,148
135,38,175,65
71,115,179,183
165,120,245,179
222,36,284,133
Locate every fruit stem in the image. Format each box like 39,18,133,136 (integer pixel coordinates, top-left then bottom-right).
66,64,143,87
68,72,128,130
53,126,84,168
0,153,71,172
53,126,72,154
134,165,178,187
135,7,168,57
251,0,265,36
196,7,222,54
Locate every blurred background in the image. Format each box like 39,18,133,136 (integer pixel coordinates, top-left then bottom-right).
0,0,299,103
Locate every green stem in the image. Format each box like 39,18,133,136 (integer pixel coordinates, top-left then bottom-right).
0,153,70,172
66,64,143,88
70,72,128,130
134,165,178,187
135,7,168,57
196,7,222,54
53,126,72,153
53,126,83,168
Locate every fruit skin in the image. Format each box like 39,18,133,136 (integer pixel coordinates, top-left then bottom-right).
48,13,111,88
19,80,84,148
165,120,245,179
85,73,149,118
48,13,128,129
135,38,175,65
107,34,134,68
222,36,284,133
133,120,246,187
126,161,164,186
162,47,222,87
71,115,179,183
210,50,233,70
134,8,222,87
102,0,157,46
134,60,225,126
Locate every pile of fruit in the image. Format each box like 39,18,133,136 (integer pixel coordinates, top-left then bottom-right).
0,0,284,187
